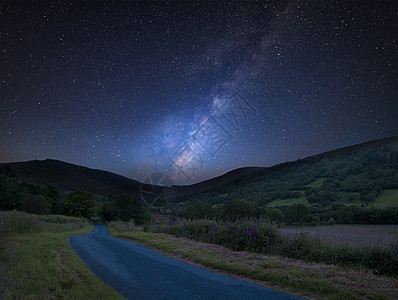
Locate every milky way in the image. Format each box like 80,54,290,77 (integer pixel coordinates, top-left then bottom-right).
1,1,397,184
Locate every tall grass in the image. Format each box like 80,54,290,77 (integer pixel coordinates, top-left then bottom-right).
108,220,136,232
0,210,42,236
0,211,90,237
37,214,88,224
144,217,398,276
0,210,123,299
147,217,280,253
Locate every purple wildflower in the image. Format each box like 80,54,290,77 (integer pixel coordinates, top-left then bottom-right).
227,219,230,230
391,243,395,251
266,240,270,247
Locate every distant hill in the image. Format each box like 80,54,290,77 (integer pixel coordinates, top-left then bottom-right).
0,159,143,198
173,136,398,209
174,167,263,196
0,159,263,200
1,136,397,210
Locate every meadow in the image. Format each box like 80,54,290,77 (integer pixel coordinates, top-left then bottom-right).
281,224,398,247
0,210,124,299
143,217,398,277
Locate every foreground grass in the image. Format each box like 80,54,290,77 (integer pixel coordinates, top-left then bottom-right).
109,228,398,300
0,212,124,299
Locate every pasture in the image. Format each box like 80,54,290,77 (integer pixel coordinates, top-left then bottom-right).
281,224,398,247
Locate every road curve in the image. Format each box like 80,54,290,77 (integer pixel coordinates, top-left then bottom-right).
69,225,302,300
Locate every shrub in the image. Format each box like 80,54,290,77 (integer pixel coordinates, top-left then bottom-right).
327,218,336,225
143,216,398,276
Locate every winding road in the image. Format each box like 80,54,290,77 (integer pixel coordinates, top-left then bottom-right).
69,225,302,300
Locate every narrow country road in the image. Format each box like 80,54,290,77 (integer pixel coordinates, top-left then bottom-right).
69,225,302,300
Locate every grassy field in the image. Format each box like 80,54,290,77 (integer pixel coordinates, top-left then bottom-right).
109,228,398,300
371,189,398,208
281,225,398,247
305,177,325,188
0,211,124,299
265,196,309,207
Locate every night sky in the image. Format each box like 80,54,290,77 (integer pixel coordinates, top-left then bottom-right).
1,1,397,184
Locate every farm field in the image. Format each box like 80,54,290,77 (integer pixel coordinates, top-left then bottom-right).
370,189,398,209
265,196,308,207
281,225,398,247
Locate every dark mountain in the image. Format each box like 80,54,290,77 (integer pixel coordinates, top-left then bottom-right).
174,167,263,196
0,159,142,198
1,136,397,210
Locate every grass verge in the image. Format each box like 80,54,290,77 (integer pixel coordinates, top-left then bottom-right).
109,228,398,300
0,212,124,299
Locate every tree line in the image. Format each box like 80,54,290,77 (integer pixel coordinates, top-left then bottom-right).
181,198,398,225
0,168,151,224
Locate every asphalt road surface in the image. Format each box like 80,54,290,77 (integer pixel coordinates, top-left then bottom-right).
69,225,302,300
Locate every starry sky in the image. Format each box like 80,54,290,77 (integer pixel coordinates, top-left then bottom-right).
1,1,397,185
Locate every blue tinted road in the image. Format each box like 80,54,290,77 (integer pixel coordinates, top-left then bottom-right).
69,225,302,300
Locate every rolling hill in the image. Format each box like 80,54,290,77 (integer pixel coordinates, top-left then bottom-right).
1,136,397,210
0,159,143,198
173,136,398,209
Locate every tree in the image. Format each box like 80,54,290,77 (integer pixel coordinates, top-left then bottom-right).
42,186,62,214
107,197,152,224
19,194,51,214
268,208,283,223
182,201,217,219
222,198,262,219
3,165,17,178
62,190,99,218
283,203,309,225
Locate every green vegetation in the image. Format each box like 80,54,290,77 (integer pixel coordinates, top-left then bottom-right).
180,198,398,225
306,178,326,188
110,228,398,300
0,168,152,225
371,189,398,209
101,196,151,224
265,196,308,208
171,138,398,223
144,217,398,276
62,190,100,219
0,210,123,299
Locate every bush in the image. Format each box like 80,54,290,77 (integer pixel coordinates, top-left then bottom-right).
327,218,336,225
147,217,280,253
144,216,398,276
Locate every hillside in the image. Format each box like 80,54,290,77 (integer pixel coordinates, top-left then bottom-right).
174,167,263,196
174,136,398,210
1,136,397,211
0,159,143,198
0,159,263,200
